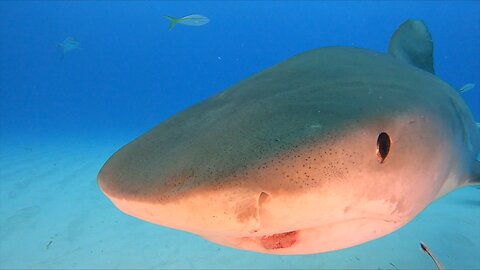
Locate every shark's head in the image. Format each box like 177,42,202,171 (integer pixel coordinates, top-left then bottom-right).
98,20,480,254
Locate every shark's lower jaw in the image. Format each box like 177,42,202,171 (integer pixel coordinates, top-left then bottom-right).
202,231,300,254
201,216,409,255
208,231,300,251
99,179,418,255
100,189,415,255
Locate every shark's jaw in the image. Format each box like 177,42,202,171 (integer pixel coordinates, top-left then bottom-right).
202,214,410,255
104,188,420,255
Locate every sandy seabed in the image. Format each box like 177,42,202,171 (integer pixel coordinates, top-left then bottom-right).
0,135,479,269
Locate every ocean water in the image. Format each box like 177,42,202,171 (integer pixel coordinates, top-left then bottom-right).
0,1,479,269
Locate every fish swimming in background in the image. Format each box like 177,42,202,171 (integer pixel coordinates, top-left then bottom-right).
459,83,475,93
98,19,480,255
164,14,210,30
420,242,444,270
58,37,80,57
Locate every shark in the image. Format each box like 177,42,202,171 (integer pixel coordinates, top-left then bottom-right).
97,19,480,255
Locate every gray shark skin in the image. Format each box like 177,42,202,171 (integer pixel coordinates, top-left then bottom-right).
98,20,480,255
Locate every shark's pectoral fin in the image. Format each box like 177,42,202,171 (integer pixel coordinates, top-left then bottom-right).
387,19,434,74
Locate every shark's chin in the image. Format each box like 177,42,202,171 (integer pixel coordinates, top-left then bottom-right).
201,216,409,255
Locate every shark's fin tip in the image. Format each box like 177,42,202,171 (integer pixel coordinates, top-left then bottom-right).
388,19,434,74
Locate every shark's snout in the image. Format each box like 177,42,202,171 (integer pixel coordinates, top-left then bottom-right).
97,161,273,237
98,167,306,253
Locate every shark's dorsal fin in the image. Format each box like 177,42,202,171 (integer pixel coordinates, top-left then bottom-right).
388,19,434,74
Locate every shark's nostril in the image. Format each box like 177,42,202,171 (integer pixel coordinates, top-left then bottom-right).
259,192,269,206
257,192,270,228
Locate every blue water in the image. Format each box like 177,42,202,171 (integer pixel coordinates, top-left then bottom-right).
0,1,479,269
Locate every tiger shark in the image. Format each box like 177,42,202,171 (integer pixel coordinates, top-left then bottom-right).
98,20,479,255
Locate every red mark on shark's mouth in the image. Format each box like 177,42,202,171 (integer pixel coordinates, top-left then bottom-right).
260,231,298,249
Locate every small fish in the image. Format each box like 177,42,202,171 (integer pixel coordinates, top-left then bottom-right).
164,14,209,31
58,37,81,58
459,83,475,93
420,242,444,270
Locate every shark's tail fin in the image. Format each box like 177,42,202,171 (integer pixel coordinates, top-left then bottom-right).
164,15,179,31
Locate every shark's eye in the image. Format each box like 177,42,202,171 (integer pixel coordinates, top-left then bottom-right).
376,132,391,163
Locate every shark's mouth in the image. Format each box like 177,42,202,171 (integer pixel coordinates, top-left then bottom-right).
201,214,412,255
258,230,298,249
202,230,301,253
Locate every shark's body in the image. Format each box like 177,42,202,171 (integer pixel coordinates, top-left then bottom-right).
98,20,479,254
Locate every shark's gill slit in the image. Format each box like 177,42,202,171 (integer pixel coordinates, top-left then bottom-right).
376,132,392,163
